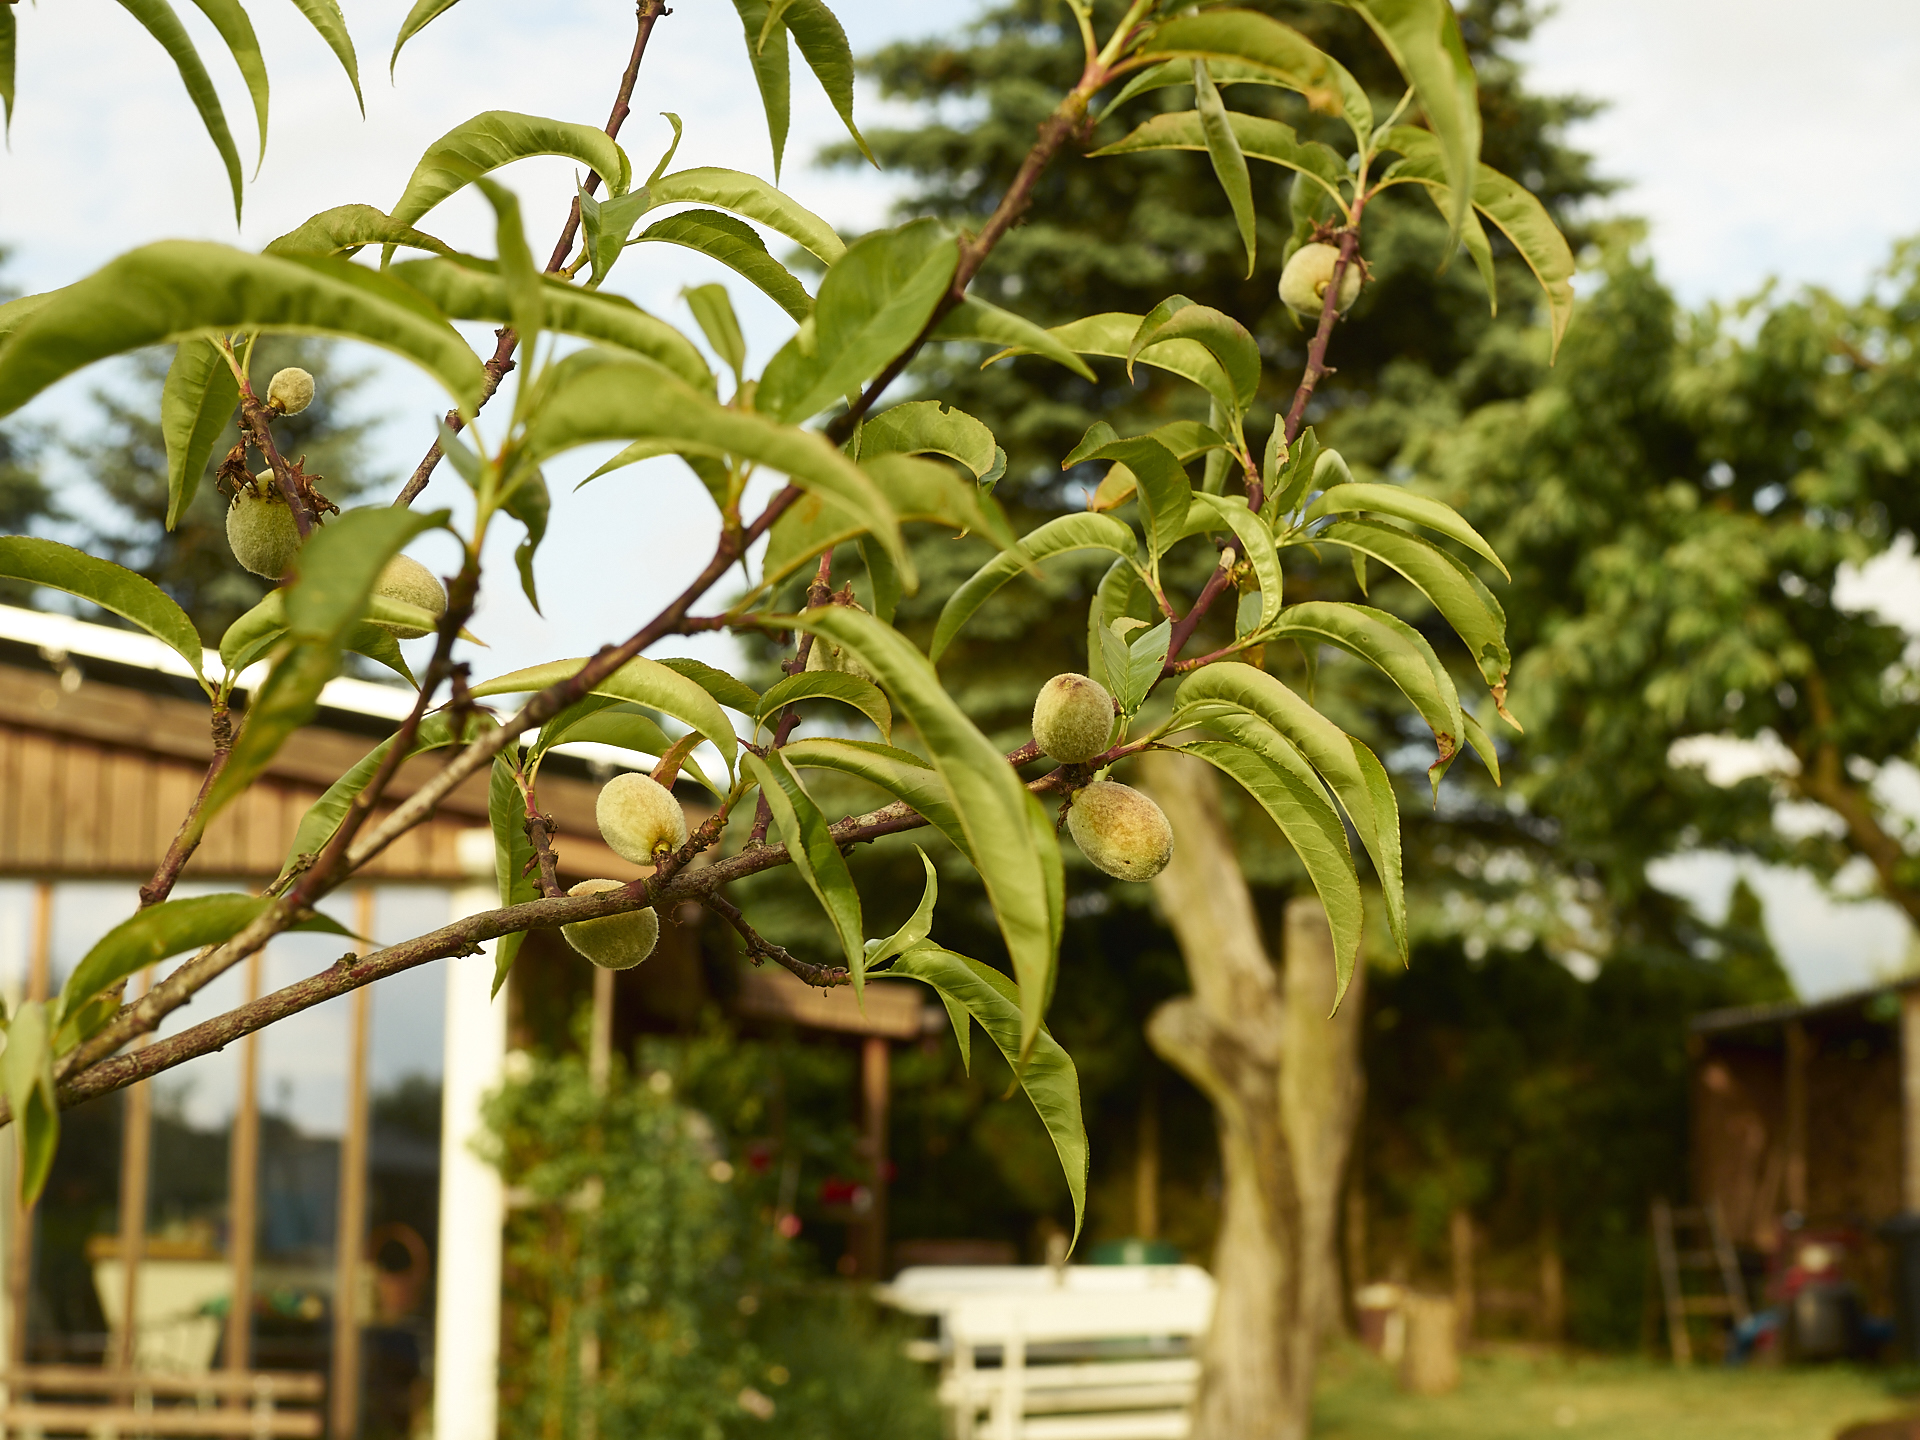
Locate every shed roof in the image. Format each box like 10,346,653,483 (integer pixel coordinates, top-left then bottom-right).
1690,975,1920,1036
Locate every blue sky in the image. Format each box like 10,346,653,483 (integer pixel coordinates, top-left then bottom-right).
5,0,1920,1005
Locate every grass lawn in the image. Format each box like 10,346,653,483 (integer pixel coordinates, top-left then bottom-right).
1314,1345,1907,1439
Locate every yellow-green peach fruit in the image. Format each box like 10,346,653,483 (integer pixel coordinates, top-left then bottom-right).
561,879,660,969
804,605,879,685
1031,673,1116,764
1067,780,1174,882
1279,242,1362,319
266,366,315,416
370,554,448,639
596,771,689,865
226,481,303,579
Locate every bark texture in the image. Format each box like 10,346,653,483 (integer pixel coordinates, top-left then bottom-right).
1140,751,1367,1440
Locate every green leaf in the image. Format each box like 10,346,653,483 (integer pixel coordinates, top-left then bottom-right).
865,848,938,969
391,256,713,394
160,337,239,531
1267,601,1463,767
730,0,792,177
631,209,813,323
285,0,363,115
517,353,907,580
932,513,1141,662
1073,434,1192,557
543,704,724,801
762,451,1012,591
656,657,761,714
1119,618,1172,714
759,220,960,424
1191,62,1257,276
646,168,845,265
470,656,739,770
1304,482,1508,579
281,714,481,876
1179,737,1362,1001
391,0,463,74
1462,707,1501,785
882,946,1087,1245
219,590,288,673
683,283,748,385
0,538,206,682
1375,126,1576,359
205,508,445,822
0,4,16,138
1310,518,1511,697
782,0,874,167
755,671,892,744
745,750,867,990
780,737,971,860
0,242,486,419
503,468,549,615
4,1002,58,1208
786,608,1062,1057
1188,492,1283,632
990,312,1238,419
1089,108,1349,212
488,755,539,997
343,623,415,687
1139,10,1373,153
390,111,631,230
186,0,268,173
1087,557,1158,690
858,401,999,480
1127,301,1260,415
1333,0,1477,245
928,295,1096,381
266,205,453,259
115,0,244,223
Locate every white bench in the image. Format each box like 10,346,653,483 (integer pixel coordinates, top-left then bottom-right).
878,1267,1214,1440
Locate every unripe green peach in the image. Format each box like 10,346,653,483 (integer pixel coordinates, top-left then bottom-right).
266,367,315,416
561,879,660,969
226,478,303,579
1032,673,1116,764
1279,242,1362,319
1067,780,1174,882
597,772,689,865
804,604,879,685
370,554,448,639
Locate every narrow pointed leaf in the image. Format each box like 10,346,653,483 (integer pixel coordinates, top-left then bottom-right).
1192,62,1256,276
1075,436,1191,556
780,737,971,861
866,849,938,968
631,209,813,322
391,111,631,229
187,0,268,172
647,168,845,264
391,0,463,74
0,538,205,680
932,514,1140,662
783,0,873,166
1189,492,1283,631
755,671,892,744
5,1003,59,1207
859,400,999,480
730,0,792,177
266,205,453,258
471,657,739,769
746,750,867,991
1090,108,1348,210
1128,303,1260,414
683,283,748,383
286,0,363,114
1304,482,1509,578
1267,600,1462,763
115,0,244,223
161,338,240,531
883,946,1088,1245
657,657,762,714
989,312,1238,417
930,295,1095,381
0,4,16,138
1141,10,1373,152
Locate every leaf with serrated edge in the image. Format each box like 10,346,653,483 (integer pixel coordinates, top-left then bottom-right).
728,0,792,176
390,111,630,229
1192,62,1257,276
930,296,1096,381
866,849,937,968
286,0,363,114
1304,482,1509,579
1140,10,1373,152
657,657,760,714
860,401,998,479
780,737,971,861
161,337,240,531
782,0,874,166
186,0,267,172
1090,109,1349,212
882,946,1087,1245
988,312,1237,418
1267,601,1462,765
470,656,738,769
755,671,892,744
786,608,1061,1058
266,206,453,259
0,538,206,681
648,168,845,264
391,0,463,74
747,751,868,991
117,0,244,222
631,210,813,322
0,243,485,419
932,514,1140,662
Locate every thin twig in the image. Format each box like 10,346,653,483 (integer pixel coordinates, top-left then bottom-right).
704,891,848,988
749,553,833,845
1281,223,1364,445
137,701,233,909
394,0,670,509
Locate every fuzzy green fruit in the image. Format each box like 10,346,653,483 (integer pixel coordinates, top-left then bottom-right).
371,554,448,639
1279,242,1362,319
1067,780,1174,882
1032,673,1116,764
804,605,879,685
266,367,315,416
597,772,689,865
226,480,303,579
561,879,660,969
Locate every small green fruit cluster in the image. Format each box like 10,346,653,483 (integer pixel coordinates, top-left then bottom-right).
597,772,689,865
1067,780,1174,882
371,555,448,639
561,878,660,969
266,367,315,416
227,475,303,579
1279,242,1362,319
1031,673,1116,764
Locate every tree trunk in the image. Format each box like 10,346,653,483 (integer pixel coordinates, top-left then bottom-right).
1140,752,1369,1440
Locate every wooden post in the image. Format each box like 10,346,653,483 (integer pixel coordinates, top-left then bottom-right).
330,889,375,1440
1539,1214,1565,1345
1134,1071,1160,1241
1901,989,1920,1212
856,1037,890,1277
1449,1209,1475,1346
226,952,263,1388
112,967,155,1374
1784,1019,1809,1215
578,964,615,1440
7,881,52,1372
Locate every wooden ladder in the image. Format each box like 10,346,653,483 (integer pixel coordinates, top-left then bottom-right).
1652,1198,1751,1365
